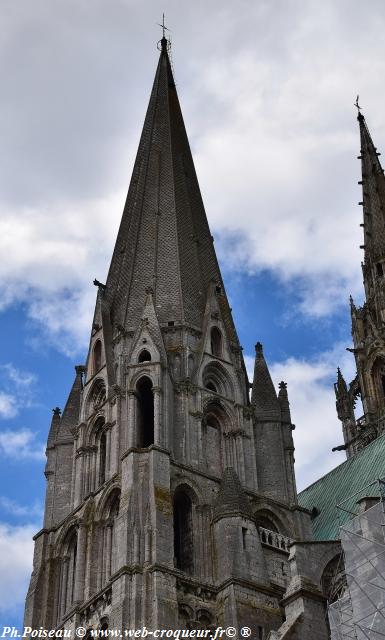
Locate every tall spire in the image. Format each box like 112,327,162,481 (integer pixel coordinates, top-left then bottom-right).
358,111,385,264
105,39,238,343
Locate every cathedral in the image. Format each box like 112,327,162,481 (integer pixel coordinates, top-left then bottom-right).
24,36,385,640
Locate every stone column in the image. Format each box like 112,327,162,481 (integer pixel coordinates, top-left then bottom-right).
84,451,90,496
127,390,136,449
133,528,140,564
90,447,96,493
153,387,162,446
96,524,104,591
74,451,84,506
84,523,94,600
110,423,118,476
184,392,191,463
197,414,203,466
144,526,152,565
104,524,112,579
59,557,69,620
195,505,204,579
237,434,246,483
106,427,112,481
74,523,87,603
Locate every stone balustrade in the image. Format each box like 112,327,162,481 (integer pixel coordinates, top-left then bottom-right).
259,527,292,553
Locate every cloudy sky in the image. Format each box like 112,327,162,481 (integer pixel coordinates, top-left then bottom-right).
2,0,385,628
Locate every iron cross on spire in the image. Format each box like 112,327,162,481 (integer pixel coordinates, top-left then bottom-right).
354,95,362,113
157,13,169,39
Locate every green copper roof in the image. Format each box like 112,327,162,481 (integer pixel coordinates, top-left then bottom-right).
298,434,385,541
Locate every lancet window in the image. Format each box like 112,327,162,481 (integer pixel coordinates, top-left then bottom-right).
136,376,154,447
93,340,102,374
173,488,194,574
210,327,222,358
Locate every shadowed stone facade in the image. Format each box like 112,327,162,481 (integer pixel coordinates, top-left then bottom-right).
24,38,333,639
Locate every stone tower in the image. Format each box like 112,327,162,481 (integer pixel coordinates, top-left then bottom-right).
24,37,324,637
335,111,385,457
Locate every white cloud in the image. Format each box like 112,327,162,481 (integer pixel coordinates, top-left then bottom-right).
0,429,45,461
0,195,123,355
0,497,43,519
1,364,36,389
0,0,383,350
246,343,356,491
0,522,35,615
0,364,37,419
0,392,18,419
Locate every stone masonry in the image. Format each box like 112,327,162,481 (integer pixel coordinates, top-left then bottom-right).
24,37,333,639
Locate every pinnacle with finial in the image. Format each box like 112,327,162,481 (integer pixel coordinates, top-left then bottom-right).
255,341,263,354
355,95,362,113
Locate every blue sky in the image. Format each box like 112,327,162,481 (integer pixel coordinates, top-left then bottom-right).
1,0,385,629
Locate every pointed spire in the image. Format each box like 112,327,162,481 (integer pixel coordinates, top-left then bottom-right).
104,39,239,345
47,407,61,448
213,467,252,520
335,367,348,395
251,342,281,420
357,111,385,263
278,381,291,424
58,365,85,440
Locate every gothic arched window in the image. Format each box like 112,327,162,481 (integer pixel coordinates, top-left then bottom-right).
202,402,225,475
93,340,102,373
371,358,385,406
173,489,194,574
87,379,106,416
136,377,154,447
321,554,347,603
89,417,107,490
210,327,222,358
138,349,151,363
255,516,278,532
202,362,233,397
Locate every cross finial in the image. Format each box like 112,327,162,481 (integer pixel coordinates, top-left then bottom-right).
354,95,362,113
157,13,170,53
157,13,169,39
